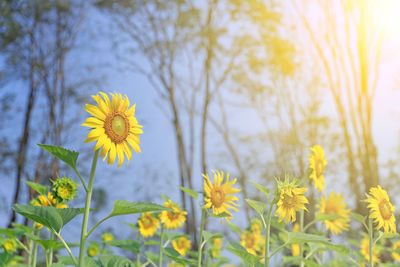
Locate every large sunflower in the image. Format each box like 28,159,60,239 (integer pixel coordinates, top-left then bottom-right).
364,185,396,233
172,236,191,256
360,237,380,265
317,191,350,234
160,199,187,230
275,181,308,223
82,92,143,167
203,170,240,221
308,145,327,192
138,212,160,238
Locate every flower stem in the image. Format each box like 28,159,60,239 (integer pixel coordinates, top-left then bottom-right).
137,234,141,267
159,225,164,267
78,149,99,267
368,217,374,267
55,232,78,266
264,206,273,267
49,231,54,265
31,228,39,267
198,209,206,267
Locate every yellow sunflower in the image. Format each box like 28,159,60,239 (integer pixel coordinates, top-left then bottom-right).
210,238,223,258
138,212,160,238
275,181,308,223
203,170,240,221
250,218,263,234
392,240,400,262
87,242,99,257
172,236,191,256
3,239,17,253
160,200,187,230
317,191,350,234
291,223,300,257
34,192,56,207
360,237,380,265
101,233,114,242
308,145,327,192
82,92,143,167
240,230,264,256
364,185,396,233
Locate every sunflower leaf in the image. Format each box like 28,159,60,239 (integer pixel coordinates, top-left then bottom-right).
104,240,140,253
24,181,49,196
226,242,261,265
287,232,329,244
245,199,266,216
164,247,197,266
37,144,79,170
202,231,223,244
350,212,366,224
98,255,134,267
179,186,198,200
108,200,170,217
250,181,270,200
314,212,344,222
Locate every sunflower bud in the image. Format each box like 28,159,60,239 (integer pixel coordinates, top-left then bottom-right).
51,176,79,202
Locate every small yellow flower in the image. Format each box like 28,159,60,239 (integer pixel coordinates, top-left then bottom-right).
160,200,187,230
364,185,396,233
203,170,240,221
360,237,379,265
82,92,143,167
172,236,191,256
34,223,43,230
291,223,300,257
138,212,160,238
240,230,264,256
317,192,351,234
3,239,17,253
250,219,263,234
34,192,56,206
275,180,308,223
87,243,99,257
56,203,68,209
308,145,327,192
101,233,114,242
392,240,400,262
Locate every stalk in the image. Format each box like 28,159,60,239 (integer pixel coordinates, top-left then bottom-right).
197,209,206,267
49,231,54,265
78,149,99,266
158,225,164,267
137,234,141,267
264,206,273,267
368,217,374,267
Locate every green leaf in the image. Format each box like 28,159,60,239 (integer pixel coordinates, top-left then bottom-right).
13,205,82,233
0,253,12,267
144,251,159,264
108,200,169,218
0,228,25,238
24,181,49,196
314,212,344,222
227,223,241,235
35,240,60,251
202,231,223,244
245,199,266,216
164,247,197,266
37,144,79,170
351,212,366,224
98,255,134,266
287,232,328,244
179,186,198,200
226,242,261,265
250,181,270,200
105,240,140,253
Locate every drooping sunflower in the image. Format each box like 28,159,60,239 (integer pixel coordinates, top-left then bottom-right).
308,145,327,192
240,230,264,256
291,223,300,257
138,212,160,238
360,237,380,265
82,92,143,167
101,233,114,243
392,240,400,262
317,191,350,234
210,238,223,258
172,236,191,256
160,199,187,230
364,185,396,233
275,180,308,223
203,170,241,221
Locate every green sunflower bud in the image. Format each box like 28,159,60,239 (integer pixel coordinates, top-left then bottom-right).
51,176,79,202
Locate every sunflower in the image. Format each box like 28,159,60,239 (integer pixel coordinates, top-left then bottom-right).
82,92,143,167
203,170,240,221
317,191,350,234
34,192,56,207
138,212,160,238
210,238,223,258
240,230,264,256
250,218,263,234
51,176,78,202
364,185,396,233
291,223,300,257
87,242,99,257
275,180,308,223
308,145,327,192
392,240,400,262
160,199,187,230
101,233,114,242
3,239,17,253
172,236,191,256
360,237,379,265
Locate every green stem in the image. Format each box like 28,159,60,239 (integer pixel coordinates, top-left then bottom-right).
74,168,88,193
368,217,373,267
78,149,99,267
45,250,49,267
264,206,273,267
86,216,111,238
32,235,38,267
197,209,206,267
159,225,164,267
137,234,141,267
49,231,54,265
55,232,78,266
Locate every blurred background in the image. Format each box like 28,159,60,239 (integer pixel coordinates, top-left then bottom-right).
1,0,400,259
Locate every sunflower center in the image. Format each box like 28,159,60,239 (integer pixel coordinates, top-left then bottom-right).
58,187,71,199
325,204,338,215
315,159,324,177
167,210,180,221
283,193,296,208
143,217,152,227
4,242,14,251
246,234,255,248
210,187,225,208
379,200,392,220
104,112,130,143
